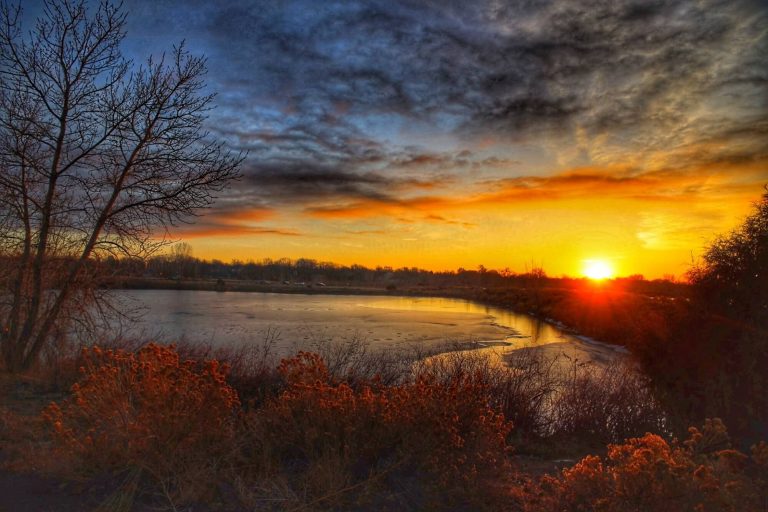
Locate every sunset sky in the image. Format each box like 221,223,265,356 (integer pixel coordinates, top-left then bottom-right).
29,0,767,278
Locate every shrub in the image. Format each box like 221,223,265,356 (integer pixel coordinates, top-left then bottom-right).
550,360,666,447
529,418,768,511
412,347,666,453
42,343,240,504
245,351,514,508
172,337,283,408
414,348,560,441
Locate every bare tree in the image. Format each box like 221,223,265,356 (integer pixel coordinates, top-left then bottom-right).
0,0,242,371
170,241,194,278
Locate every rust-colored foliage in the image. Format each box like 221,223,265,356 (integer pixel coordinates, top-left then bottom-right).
28,344,768,511
531,418,768,511
42,343,240,480
257,351,513,485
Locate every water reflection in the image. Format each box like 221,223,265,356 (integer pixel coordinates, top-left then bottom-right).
112,290,626,366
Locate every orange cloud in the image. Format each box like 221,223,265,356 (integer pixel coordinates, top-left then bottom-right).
423,214,475,228
168,207,300,238
298,158,767,221
305,195,452,219
175,225,301,238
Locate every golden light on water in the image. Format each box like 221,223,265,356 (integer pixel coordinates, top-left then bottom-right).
583,259,615,280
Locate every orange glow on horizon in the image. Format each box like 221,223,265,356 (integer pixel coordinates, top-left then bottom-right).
172,175,763,280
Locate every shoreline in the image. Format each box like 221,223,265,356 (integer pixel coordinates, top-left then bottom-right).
108,276,437,297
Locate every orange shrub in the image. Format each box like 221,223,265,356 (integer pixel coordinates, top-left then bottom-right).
251,351,513,500
530,419,767,511
383,373,513,483
42,343,240,493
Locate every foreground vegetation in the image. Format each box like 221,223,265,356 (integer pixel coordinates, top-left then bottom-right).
1,341,766,511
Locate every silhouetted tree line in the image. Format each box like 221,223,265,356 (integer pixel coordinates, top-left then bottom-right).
81,251,687,297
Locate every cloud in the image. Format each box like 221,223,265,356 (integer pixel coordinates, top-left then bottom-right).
474,161,768,205
124,0,767,225
199,0,766,138
168,206,300,238
129,0,768,138
300,160,768,220
237,162,447,204
304,193,451,219
175,225,302,238
205,207,275,223
424,214,475,228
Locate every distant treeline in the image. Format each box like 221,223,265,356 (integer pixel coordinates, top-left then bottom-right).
99,252,687,297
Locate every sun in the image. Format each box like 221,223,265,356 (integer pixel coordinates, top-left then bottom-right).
583,259,615,280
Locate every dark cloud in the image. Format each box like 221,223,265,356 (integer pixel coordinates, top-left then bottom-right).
124,0,768,129
238,161,447,206
243,163,399,203
120,0,767,217
199,0,765,133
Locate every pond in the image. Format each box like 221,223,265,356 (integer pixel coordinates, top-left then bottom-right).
111,289,628,366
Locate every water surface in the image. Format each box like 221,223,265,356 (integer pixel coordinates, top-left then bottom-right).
115,290,626,365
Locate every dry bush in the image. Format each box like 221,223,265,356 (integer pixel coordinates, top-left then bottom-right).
298,333,430,387
242,351,514,510
22,335,150,394
527,418,768,512
549,360,666,447
412,349,665,450
42,343,241,506
492,354,560,439
31,329,286,406
172,333,284,409
414,348,560,439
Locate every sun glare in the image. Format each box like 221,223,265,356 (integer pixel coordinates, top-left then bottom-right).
583,259,614,280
